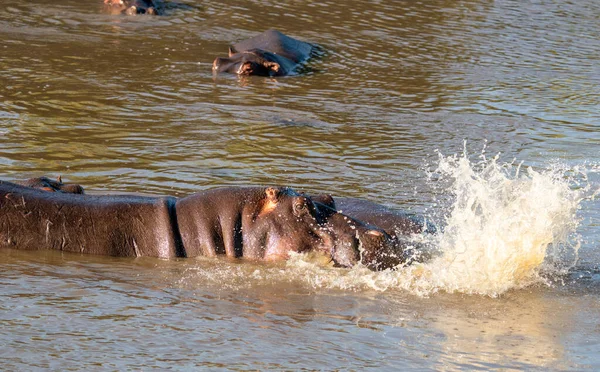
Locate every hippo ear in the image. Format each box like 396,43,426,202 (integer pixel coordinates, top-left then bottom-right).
228,46,238,57
259,187,280,216
56,175,62,184
265,187,280,201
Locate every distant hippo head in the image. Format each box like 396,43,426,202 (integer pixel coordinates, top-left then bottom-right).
312,195,406,270
212,48,287,77
19,176,85,194
103,0,159,15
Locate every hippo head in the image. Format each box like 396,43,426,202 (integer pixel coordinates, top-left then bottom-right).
213,48,284,77
103,0,158,15
20,176,85,194
245,187,335,261
250,188,402,269
312,195,406,270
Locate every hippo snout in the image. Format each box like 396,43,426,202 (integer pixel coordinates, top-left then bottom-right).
357,230,404,271
321,212,402,270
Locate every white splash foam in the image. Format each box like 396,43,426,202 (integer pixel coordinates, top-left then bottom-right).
403,149,583,296
286,148,586,297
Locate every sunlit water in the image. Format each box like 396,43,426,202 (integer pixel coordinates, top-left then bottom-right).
1,0,599,370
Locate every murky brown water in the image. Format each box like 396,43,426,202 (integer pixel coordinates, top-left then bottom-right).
1,0,599,370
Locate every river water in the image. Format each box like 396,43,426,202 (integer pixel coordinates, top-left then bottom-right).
1,0,599,370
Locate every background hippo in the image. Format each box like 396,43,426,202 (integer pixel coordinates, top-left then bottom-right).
0,180,399,269
17,176,85,194
103,0,160,15
213,29,314,76
333,198,436,236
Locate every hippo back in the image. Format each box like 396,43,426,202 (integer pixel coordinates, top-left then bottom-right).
231,29,313,63
0,181,181,258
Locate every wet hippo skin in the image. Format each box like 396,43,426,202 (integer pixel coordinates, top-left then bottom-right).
103,0,160,15
312,195,436,236
175,186,335,261
15,177,421,270
333,198,436,236
1,181,177,257
213,30,314,77
0,181,399,269
312,194,437,269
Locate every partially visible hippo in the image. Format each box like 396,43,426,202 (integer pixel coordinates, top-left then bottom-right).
332,198,436,236
213,30,314,77
314,198,399,270
103,0,160,15
15,177,423,270
312,195,437,269
0,181,397,269
17,176,85,194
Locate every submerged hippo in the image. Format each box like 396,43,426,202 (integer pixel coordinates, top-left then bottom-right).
213,30,314,77
103,0,160,15
312,195,437,268
0,180,397,269
17,176,84,194
325,197,436,236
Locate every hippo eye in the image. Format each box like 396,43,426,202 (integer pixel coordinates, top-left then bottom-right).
293,201,307,215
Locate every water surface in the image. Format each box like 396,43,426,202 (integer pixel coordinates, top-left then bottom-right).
1,0,599,369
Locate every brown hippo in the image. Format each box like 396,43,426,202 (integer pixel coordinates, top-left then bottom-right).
16,177,424,270
312,195,437,269
212,30,314,77
103,0,160,15
17,176,85,194
0,180,397,268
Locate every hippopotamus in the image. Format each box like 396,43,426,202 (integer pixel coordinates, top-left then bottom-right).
212,30,314,77
17,176,85,194
16,177,431,270
312,195,437,268
0,180,399,269
103,0,160,15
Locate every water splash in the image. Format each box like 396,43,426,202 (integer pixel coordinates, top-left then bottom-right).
403,148,584,296
287,148,586,296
